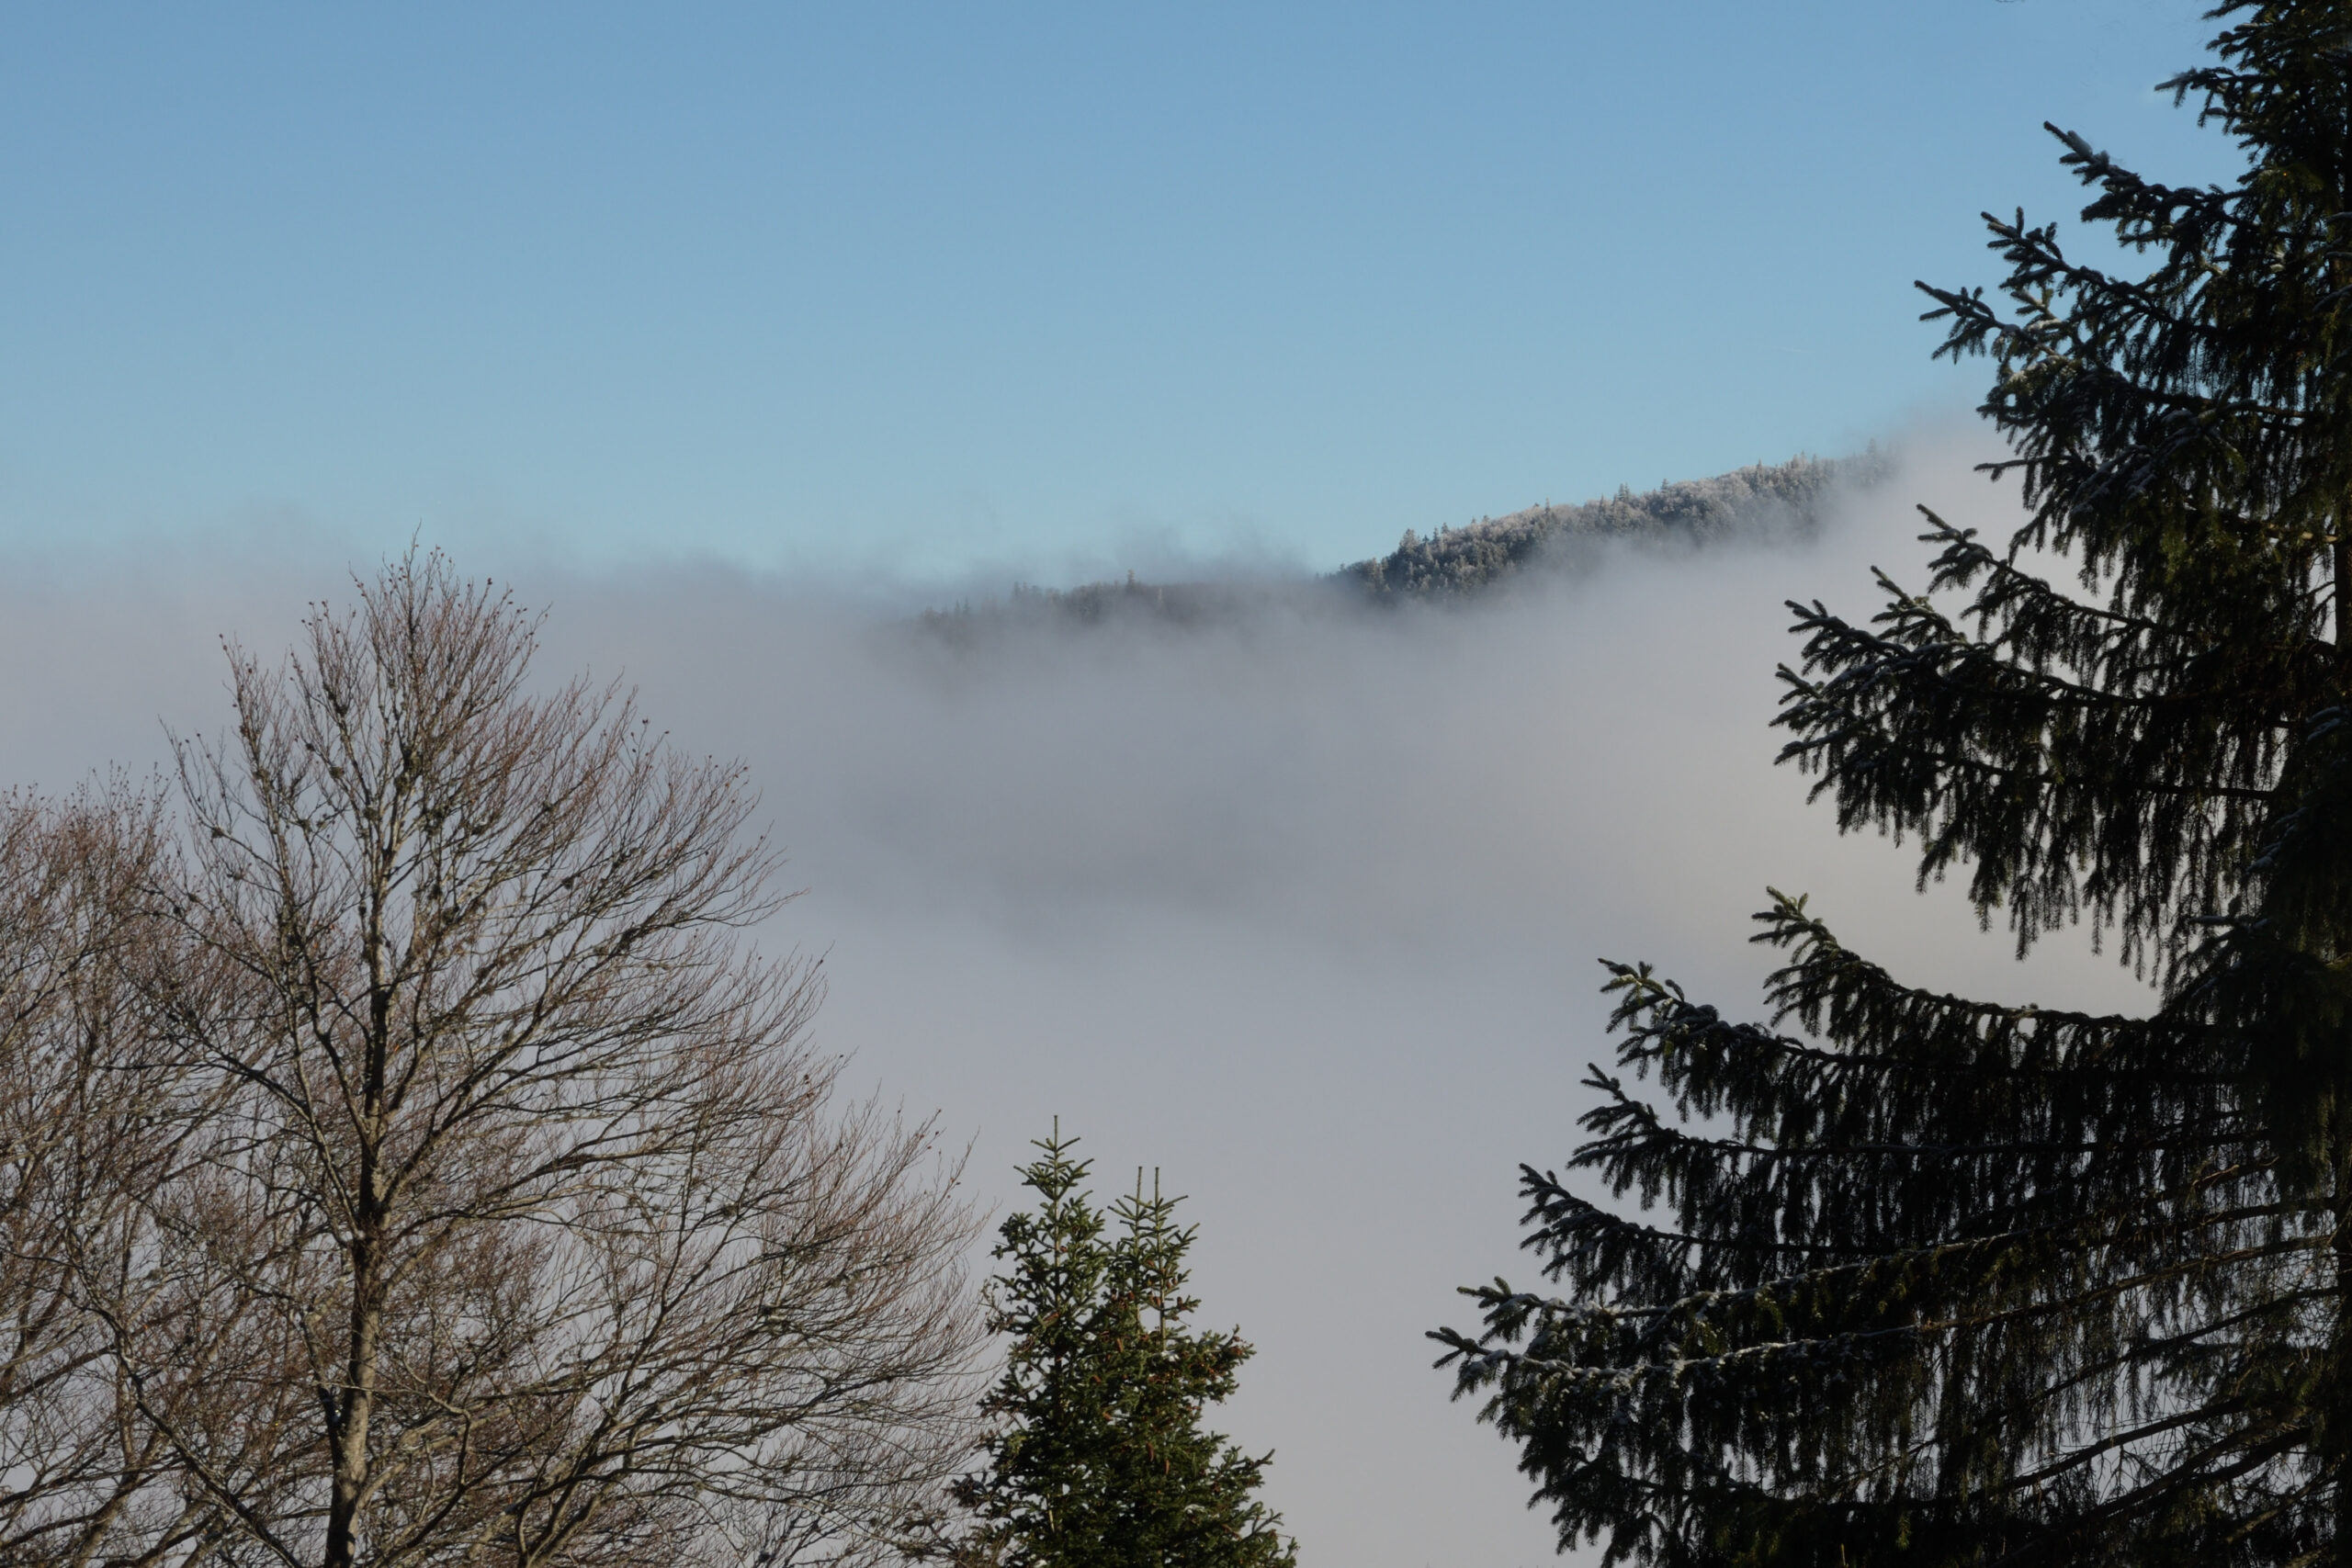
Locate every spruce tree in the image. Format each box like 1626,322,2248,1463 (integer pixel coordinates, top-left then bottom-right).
1434,6,2352,1564
952,1129,1296,1568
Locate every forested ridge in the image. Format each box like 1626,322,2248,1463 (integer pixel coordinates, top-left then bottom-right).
920,452,1875,638
1344,452,1871,598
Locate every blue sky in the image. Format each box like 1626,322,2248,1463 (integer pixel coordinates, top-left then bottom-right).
1,1,2235,581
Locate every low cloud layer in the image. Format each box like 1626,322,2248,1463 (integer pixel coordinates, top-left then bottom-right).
0,428,2154,1566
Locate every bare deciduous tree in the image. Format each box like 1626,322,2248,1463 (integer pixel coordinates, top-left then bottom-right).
103,555,978,1568
0,785,234,1567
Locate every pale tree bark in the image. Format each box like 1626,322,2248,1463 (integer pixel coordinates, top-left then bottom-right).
114,553,980,1568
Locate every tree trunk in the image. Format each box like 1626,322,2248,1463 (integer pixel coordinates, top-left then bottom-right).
2336,527,2352,682
2324,474,2352,1557
323,1238,380,1568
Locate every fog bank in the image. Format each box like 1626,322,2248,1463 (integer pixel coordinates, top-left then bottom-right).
0,429,2153,1566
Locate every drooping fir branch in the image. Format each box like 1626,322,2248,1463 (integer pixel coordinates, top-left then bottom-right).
1438,924,2327,1567
1769,13,2352,972
1776,514,2318,962
1437,889,2324,1562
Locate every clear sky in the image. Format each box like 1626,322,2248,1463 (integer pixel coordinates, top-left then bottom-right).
2,2,2235,581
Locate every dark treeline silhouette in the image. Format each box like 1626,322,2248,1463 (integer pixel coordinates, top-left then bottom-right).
1345,453,1871,599
919,452,1881,643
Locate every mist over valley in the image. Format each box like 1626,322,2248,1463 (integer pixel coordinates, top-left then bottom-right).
0,433,2149,1566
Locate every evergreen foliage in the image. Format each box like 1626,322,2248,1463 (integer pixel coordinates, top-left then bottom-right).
1344,454,1871,600
1435,6,2352,1564
917,454,1871,640
950,1130,1296,1568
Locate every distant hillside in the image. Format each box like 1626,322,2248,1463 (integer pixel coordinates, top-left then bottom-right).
1343,453,1872,599
919,451,1880,638
917,575,1291,645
